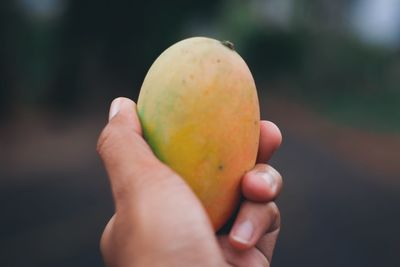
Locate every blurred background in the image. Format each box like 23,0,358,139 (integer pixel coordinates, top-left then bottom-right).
1,0,399,266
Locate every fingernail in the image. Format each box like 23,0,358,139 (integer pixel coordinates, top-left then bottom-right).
109,98,121,121
231,220,254,244
258,166,278,192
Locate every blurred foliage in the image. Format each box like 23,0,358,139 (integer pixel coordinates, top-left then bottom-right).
1,0,222,113
1,0,399,131
296,34,400,132
215,0,400,132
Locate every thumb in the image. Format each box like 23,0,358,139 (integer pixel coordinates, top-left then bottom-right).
97,98,224,264
97,97,182,211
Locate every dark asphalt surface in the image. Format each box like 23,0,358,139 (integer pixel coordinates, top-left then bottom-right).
272,130,400,267
1,128,399,267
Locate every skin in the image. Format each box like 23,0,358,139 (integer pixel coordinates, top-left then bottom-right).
97,97,283,267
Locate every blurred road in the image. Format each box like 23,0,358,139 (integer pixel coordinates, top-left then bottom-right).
1,96,399,267
264,94,400,267
271,132,400,267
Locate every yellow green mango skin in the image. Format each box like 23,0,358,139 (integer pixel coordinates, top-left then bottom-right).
137,37,260,230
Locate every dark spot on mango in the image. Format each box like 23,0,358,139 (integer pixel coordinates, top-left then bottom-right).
218,164,224,171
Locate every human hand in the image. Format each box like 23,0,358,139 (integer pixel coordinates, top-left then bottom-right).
97,97,283,267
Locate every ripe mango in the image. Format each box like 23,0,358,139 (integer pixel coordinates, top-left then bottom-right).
137,37,260,230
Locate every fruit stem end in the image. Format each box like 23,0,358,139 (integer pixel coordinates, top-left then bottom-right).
221,40,235,51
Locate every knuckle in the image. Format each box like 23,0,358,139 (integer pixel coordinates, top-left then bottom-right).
97,124,115,156
100,216,114,258
97,110,135,156
253,249,270,267
267,202,281,226
268,165,282,181
97,122,125,157
100,230,114,267
266,165,283,191
99,230,108,255
276,171,283,187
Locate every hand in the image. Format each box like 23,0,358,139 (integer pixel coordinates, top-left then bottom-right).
97,97,283,267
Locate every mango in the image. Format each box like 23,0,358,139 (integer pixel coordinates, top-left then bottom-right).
137,37,260,230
